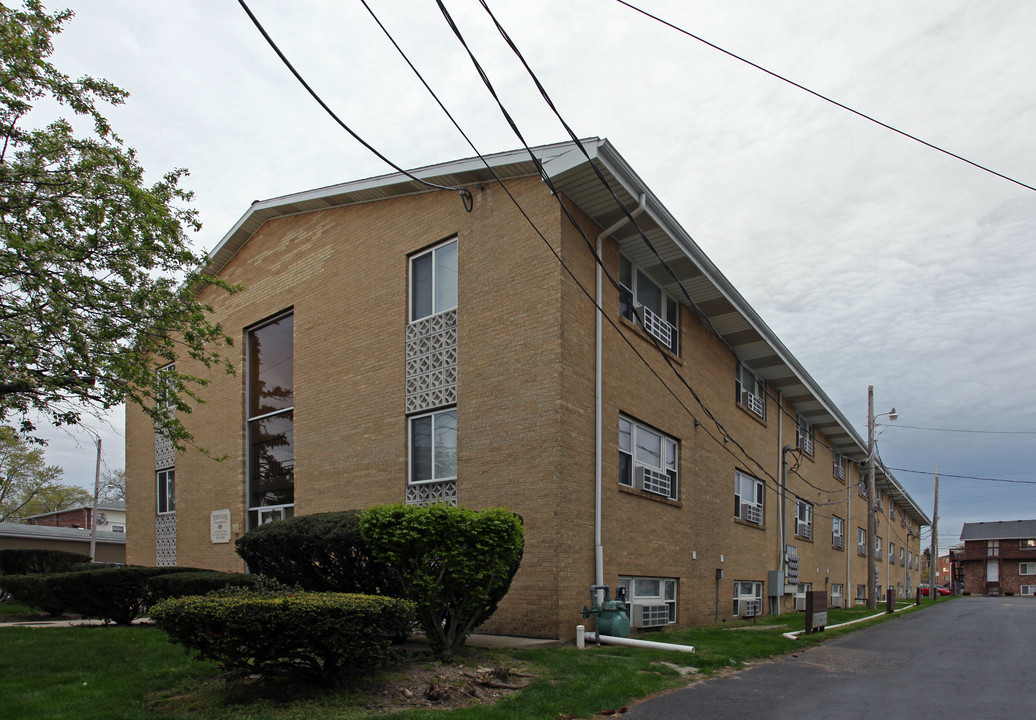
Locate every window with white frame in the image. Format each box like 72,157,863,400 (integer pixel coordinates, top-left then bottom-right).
890,505,897,521
157,468,175,514
735,364,765,419
831,583,844,604
409,407,457,484
619,254,679,354
1021,539,1036,549
876,491,884,511
832,516,845,549
857,527,867,555
889,542,895,563
617,576,677,624
1020,562,1036,575
110,524,125,533
900,547,905,566
733,581,763,617
1021,585,1036,596
619,415,678,500
855,584,866,601
734,471,764,524
795,498,813,540
246,312,294,529
410,237,458,322
832,452,845,481
876,535,883,560
796,416,814,456
988,540,1000,557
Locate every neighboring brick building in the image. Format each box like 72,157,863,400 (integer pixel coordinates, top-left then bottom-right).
23,502,126,534
959,520,1036,596
125,138,928,639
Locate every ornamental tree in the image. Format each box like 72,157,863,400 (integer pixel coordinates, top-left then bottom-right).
0,1,236,446
0,424,86,521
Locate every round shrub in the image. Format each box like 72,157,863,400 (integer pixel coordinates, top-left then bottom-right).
235,510,399,595
360,504,524,659
150,591,415,685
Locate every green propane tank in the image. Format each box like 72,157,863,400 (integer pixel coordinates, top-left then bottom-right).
597,598,631,637
581,585,631,638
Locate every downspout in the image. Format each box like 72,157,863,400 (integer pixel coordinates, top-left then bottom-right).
595,194,647,600
776,392,785,581
846,464,852,604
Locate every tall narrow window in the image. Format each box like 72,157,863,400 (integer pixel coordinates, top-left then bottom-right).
157,469,175,514
734,471,764,525
409,407,457,484
410,238,458,322
247,312,294,528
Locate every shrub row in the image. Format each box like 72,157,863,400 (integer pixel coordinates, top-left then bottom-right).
150,591,415,685
0,548,89,575
235,509,399,595
1,567,260,623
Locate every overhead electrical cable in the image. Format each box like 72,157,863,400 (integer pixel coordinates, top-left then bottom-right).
474,0,869,503
435,0,788,491
234,0,472,211
614,0,1036,195
885,424,1036,436
885,467,1036,485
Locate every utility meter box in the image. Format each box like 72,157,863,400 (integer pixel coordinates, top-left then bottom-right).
768,570,785,596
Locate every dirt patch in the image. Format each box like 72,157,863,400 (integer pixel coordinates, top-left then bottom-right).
362,659,535,714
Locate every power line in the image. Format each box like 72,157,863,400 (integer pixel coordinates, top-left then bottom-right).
234,0,472,211
886,466,1036,485
614,0,1036,195
886,424,1036,436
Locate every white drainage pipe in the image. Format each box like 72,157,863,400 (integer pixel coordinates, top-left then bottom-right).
585,631,695,653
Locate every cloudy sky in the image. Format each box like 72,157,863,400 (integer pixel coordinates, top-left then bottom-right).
29,0,1036,553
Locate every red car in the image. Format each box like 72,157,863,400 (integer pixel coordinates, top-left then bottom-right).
920,585,951,597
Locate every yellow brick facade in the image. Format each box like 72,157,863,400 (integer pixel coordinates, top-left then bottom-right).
125,141,925,640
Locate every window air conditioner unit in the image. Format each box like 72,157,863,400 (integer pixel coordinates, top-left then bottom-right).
739,599,761,618
795,595,807,612
741,502,762,524
741,391,764,417
635,465,670,497
631,603,670,628
831,596,844,608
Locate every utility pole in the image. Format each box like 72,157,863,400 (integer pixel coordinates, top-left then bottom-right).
866,386,877,610
88,438,101,563
929,465,938,599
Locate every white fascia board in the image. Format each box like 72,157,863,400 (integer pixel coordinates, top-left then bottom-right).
570,140,932,527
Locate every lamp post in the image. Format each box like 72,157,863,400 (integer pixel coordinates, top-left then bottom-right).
866,386,897,610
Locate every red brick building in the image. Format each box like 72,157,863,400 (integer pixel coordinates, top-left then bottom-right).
23,502,126,534
959,520,1036,596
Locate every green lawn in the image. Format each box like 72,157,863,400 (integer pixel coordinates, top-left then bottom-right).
0,598,949,720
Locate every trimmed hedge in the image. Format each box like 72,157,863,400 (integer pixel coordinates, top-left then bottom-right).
0,548,89,575
235,510,399,595
1,566,204,622
148,571,266,601
360,504,524,659
150,591,416,685
0,573,67,615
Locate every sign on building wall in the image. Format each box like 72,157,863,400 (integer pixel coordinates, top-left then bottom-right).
210,510,231,544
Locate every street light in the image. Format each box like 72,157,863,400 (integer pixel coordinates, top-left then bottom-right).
866,385,896,610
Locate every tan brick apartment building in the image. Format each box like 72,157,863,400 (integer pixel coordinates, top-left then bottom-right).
125,138,928,639
959,520,1036,596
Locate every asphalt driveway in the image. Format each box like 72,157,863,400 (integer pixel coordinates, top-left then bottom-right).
625,597,1034,719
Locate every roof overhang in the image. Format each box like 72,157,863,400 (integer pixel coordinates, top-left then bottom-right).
200,138,930,527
